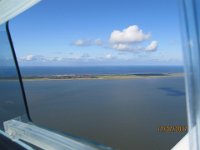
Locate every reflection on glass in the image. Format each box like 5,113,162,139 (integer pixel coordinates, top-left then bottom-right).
180,0,200,149
0,23,28,129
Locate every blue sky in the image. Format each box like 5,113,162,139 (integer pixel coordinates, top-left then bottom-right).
10,0,183,66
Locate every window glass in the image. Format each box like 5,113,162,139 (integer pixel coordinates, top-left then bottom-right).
10,0,187,149
0,23,29,129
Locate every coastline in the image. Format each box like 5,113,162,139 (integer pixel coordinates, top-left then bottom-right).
21,73,184,81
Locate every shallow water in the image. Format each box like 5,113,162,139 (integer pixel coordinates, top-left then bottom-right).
24,77,187,150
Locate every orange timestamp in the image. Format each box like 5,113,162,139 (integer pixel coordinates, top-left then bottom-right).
157,125,187,133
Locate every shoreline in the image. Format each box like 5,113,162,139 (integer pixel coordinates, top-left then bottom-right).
20,73,184,81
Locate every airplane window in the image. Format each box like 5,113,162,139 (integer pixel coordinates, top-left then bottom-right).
0,23,29,129
9,0,187,149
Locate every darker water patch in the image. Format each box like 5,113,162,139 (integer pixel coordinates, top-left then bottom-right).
158,87,185,96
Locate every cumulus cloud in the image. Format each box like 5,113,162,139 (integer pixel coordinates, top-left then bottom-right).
19,55,65,62
105,54,113,59
71,25,158,52
24,55,34,61
145,41,158,51
109,25,158,52
72,39,103,46
112,42,158,52
19,55,32,61
72,39,90,46
112,44,130,51
20,55,41,61
109,25,151,44
49,57,64,61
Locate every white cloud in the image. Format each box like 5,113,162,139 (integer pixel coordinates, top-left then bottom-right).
112,42,158,52
109,25,158,52
145,41,158,51
72,39,103,46
19,54,44,61
72,39,90,46
105,54,113,59
20,54,34,61
49,57,64,61
71,25,158,53
19,55,62,62
112,44,130,50
109,25,151,44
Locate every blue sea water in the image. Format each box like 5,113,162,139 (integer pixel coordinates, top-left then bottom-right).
20,66,184,76
20,66,186,150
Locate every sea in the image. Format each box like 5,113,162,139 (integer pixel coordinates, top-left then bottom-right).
20,66,183,76
20,66,187,150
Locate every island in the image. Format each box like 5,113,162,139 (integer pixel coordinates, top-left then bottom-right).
20,73,184,81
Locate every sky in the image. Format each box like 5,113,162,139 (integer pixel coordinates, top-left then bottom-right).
10,0,183,66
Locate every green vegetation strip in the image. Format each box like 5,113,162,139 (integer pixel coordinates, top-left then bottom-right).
19,73,184,81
